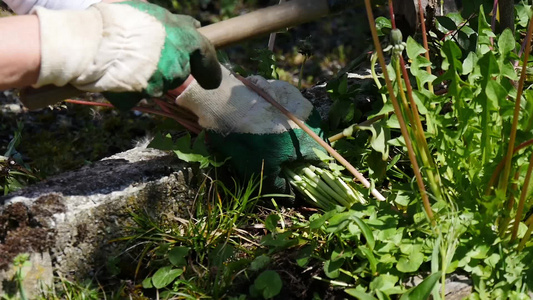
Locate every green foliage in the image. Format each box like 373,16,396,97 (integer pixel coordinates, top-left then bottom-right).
249,270,282,299
399,271,441,300
0,123,38,195
149,131,228,168
117,176,296,298
251,48,279,80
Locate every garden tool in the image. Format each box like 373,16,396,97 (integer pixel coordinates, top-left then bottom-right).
19,0,356,110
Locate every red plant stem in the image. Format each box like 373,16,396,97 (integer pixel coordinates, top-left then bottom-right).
64,99,202,134
64,99,114,108
388,0,396,29
499,13,533,194
153,98,174,115
234,73,386,201
417,0,433,92
486,139,533,195
491,0,499,32
399,56,443,200
364,0,433,219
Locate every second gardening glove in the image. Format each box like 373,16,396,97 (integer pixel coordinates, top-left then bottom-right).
33,1,221,108
176,66,324,193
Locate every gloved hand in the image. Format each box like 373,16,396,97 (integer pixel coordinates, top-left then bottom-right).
176,66,324,193
33,1,221,109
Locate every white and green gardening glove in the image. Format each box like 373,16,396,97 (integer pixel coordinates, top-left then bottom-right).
32,1,221,109
176,66,324,193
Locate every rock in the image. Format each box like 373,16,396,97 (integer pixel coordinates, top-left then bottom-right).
405,273,472,300
0,146,198,298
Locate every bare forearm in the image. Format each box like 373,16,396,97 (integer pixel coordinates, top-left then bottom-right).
0,15,40,90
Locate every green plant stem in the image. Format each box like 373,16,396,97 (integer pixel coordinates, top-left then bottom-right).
328,114,387,142
499,12,533,195
394,59,415,126
16,268,27,300
365,0,435,223
371,52,388,104
234,73,386,201
511,152,533,241
398,56,444,202
298,55,308,89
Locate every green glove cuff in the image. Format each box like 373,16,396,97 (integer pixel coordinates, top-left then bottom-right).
207,109,324,193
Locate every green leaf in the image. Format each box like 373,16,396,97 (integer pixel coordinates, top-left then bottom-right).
172,131,228,168
516,4,532,27
478,51,499,78
345,289,379,300
406,37,426,59
168,246,189,267
253,270,282,299
485,80,507,109
309,209,340,229
265,214,281,232
250,255,271,271
296,241,317,267
210,244,234,266
358,120,390,161
352,216,375,250
324,257,344,279
434,40,463,97
397,251,424,273
436,16,457,31
148,132,175,151
399,271,442,300
375,16,392,36
142,277,153,289
462,52,477,75
477,5,494,46
359,246,378,275
368,150,387,181
498,28,515,57
261,232,297,250
151,266,184,289
370,274,398,292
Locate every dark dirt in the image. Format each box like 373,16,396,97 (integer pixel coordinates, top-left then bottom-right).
0,195,64,270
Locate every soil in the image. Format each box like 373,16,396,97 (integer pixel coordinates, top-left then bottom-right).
0,194,65,270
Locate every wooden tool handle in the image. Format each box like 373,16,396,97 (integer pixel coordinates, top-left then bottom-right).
19,0,342,110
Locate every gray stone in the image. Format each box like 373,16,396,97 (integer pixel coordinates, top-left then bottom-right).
405,273,472,300
0,146,198,297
